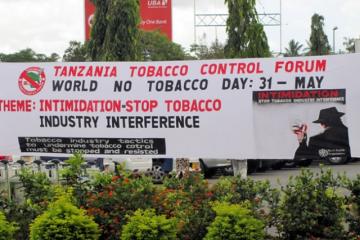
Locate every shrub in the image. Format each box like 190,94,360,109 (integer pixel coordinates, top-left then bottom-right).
121,209,177,240
61,153,90,206
276,167,347,239
345,174,360,238
5,202,42,240
212,176,277,209
3,169,55,240
156,173,215,240
0,211,18,240
85,173,155,239
61,153,84,186
18,168,53,205
212,176,280,230
204,202,265,240
30,196,99,240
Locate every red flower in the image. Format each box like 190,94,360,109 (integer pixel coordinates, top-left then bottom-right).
112,176,121,182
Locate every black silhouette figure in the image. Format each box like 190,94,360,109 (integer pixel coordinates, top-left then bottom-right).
293,107,351,164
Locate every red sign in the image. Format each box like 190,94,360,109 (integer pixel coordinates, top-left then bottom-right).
85,0,172,41
85,0,96,41
140,0,172,40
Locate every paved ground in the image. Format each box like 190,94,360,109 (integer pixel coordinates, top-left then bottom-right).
208,160,360,188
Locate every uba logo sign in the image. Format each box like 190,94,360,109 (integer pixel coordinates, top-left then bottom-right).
18,67,46,96
147,0,168,8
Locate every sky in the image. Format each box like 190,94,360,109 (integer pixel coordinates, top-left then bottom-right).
0,0,359,57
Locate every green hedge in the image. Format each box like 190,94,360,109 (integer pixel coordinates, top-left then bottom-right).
30,196,99,240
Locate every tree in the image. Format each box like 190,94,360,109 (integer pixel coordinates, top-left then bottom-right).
88,0,140,61
308,13,331,56
0,48,59,62
139,30,185,61
284,40,303,57
63,41,88,62
343,37,358,53
190,39,226,60
224,0,271,58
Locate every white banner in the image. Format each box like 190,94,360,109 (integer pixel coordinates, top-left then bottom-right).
0,54,359,159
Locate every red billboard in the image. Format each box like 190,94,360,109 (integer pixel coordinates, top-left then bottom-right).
85,0,172,41
84,0,96,41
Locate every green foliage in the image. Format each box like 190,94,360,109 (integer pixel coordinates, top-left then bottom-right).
139,30,185,61
18,168,53,205
308,13,331,55
156,173,214,240
61,153,84,186
85,173,155,239
61,153,90,207
212,176,279,209
204,202,265,240
190,39,226,59
224,0,271,58
121,209,177,240
8,169,55,239
30,195,99,240
89,0,140,61
0,48,59,62
343,37,358,53
344,174,360,238
63,41,88,62
284,39,303,57
276,167,347,239
4,202,41,240
0,211,18,240
91,171,114,192
212,176,280,235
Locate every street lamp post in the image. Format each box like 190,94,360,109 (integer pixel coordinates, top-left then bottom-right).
333,26,338,54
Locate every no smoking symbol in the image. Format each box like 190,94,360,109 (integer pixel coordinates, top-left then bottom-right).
18,67,46,96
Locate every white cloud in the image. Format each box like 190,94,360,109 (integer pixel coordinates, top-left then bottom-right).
0,0,83,55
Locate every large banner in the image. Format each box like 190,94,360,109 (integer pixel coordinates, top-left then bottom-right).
85,0,172,40
0,54,360,159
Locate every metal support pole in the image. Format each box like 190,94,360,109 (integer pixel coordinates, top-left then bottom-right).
52,159,60,184
333,26,338,53
280,0,282,54
3,161,11,202
231,159,247,178
355,39,360,53
34,160,42,173
194,0,197,45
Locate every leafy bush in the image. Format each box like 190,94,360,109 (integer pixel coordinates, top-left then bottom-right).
204,202,265,240
18,168,53,205
61,153,85,186
0,211,18,240
276,167,347,239
344,174,360,238
121,209,177,240
212,176,277,208
30,195,99,240
5,202,42,240
156,173,215,240
3,169,55,240
212,176,280,230
61,153,91,206
91,171,113,192
85,173,155,239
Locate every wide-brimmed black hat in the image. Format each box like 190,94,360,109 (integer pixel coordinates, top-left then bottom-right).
313,107,345,124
